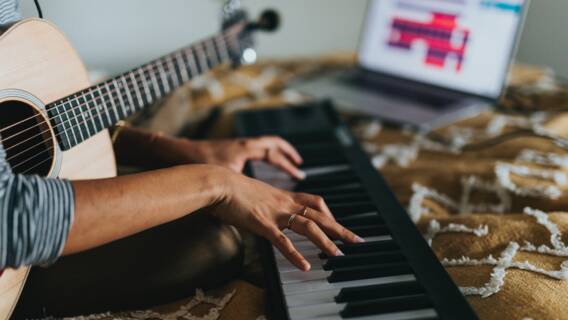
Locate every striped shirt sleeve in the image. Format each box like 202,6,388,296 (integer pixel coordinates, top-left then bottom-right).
0,0,19,26
0,142,75,269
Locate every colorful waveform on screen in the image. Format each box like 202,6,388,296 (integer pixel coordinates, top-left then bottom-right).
480,0,523,14
387,13,470,72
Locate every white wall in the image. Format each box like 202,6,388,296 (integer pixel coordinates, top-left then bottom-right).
18,0,568,77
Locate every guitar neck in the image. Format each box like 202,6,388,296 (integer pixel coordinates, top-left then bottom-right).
46,29,240,151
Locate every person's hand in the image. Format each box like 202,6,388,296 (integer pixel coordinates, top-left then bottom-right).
174,136,306,179
211,169,364,271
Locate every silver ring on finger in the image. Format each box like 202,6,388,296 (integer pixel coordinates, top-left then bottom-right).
287,214,298,229
301,206,309,217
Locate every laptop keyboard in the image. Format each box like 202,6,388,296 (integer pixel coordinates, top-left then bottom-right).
340,72,460,108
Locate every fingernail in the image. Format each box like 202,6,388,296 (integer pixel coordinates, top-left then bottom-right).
335,249,345,256
355,236,366,243
302,261,311,271
297,170,307,180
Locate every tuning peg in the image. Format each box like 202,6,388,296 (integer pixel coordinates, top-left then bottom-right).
247,9,280,32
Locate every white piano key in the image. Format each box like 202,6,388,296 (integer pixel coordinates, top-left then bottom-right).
285,288,340,307
294,308,437,320
288,302,344,320
277,256,325,273
283,274,416,295
303,164,351,176
280,269,331,284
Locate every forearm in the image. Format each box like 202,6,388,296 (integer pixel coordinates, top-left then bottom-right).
63,164,226,255
113,126,195,169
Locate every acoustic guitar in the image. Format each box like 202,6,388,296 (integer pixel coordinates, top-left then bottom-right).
0,8,278,318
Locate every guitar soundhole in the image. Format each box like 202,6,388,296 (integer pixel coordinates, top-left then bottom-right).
0,100,55,176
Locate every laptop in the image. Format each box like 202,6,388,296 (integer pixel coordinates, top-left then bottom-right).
290,0,530,129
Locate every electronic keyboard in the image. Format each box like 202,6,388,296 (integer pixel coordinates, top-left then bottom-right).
235,101,477,320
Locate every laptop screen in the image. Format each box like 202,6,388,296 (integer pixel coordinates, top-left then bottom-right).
358,0,527,99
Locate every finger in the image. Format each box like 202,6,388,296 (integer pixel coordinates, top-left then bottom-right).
271,137,303,165
294,193,335,220
268,227,311,271
269,150,306,180
303,208,364,244
290,215,343,257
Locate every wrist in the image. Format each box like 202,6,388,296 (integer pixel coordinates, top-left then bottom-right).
196,164,235,207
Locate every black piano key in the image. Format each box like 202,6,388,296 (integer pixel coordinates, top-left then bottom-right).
340,294,432,318
336,214,384,227
323,251,406,270
282,132,337,146
335,280,424,303
307,184,364,197
327,262,412,283
295,143,344,157
348,224,390,237
328,202,377,217
323,193,370,205
319,240,399,258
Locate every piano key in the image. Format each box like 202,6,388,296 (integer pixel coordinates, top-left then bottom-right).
324,194,371,206
285,280,422,308
336,212,384,226
288,302,344,319
296,173,359,191
328,263,413,283
280,269,331,284
323,251,406,270
340,294,432,318
282,274,416,296
335,281,424,303
298,183,362,195
288,300,436,320
321,240,399,258
348,224,390,237
328,202,377,217
301,308,438,320
303,164,351,177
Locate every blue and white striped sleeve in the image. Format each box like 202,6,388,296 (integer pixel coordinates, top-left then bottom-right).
0,0,20,26
0,143,75,269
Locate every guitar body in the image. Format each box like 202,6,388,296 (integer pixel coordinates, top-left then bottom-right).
0,19,117,318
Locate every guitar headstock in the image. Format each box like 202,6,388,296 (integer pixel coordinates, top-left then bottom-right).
221,1,280,66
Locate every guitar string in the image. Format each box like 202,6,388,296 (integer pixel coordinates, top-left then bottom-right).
0,26,242,139
0,32,240,148
3,42,228,156
0,24,243,138
1,31,241,157
7,31,244,172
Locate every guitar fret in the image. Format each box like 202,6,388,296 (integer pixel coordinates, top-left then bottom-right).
157,60,171,93
205,38,219,67
87,89,105,131
215,34,230,63
70,96,86,143
56,100,74,148
165,55,180,88
194,42,209,73
93,86,110,128
81,92,97,134
103,82,120,124
112,78,128,119
146,66,163,99
138,68,153,104
128,72,144,109
183,49,199,78
119,76,136,115
175,51,190,83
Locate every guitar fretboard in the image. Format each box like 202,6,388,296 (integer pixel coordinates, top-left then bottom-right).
46,28,241,151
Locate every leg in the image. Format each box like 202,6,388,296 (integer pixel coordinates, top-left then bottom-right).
13,212,243,318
